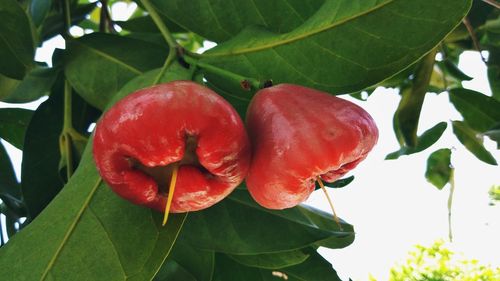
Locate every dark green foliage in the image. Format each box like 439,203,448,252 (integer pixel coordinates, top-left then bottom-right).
1,0,498,280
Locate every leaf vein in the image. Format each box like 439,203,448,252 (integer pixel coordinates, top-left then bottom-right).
39,178,103,281
76,42,142,75
203,0,395,57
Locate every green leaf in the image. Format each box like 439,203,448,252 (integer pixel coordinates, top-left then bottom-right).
29,0,52,27
436,59,473,81
151,0,323,42
40,3,96,41
0,142,187,280
487,48,500,101
484,123,500,149
182,188,354,255
199,0,471,95
0,66,59,103
154,260,198,281
0,0,35,79
315,176,355,190
205,79,252,119
395,49,437,147
107,62,193,109
229,250,310,269
214,250,342,281
64,33,168,110
452,121,497,165
0,108,33,149
386,122,448,160
20,85,64,219
448,88,500,132
155,240,214,281
425,148,452,190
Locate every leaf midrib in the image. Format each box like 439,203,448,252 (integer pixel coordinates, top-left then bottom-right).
74,41,143,75
39,178,102,281
202,0,395,57
228,195,352,236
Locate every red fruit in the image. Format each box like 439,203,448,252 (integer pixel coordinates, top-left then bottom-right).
246,84,378,210
93,81,251,213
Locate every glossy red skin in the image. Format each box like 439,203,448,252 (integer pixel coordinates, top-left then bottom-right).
246,84,378,210
93,81,250,213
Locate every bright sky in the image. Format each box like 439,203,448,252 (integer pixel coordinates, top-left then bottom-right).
1,3,499,280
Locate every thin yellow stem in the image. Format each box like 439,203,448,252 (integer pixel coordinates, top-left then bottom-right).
317,177,343,230
162,163,179,226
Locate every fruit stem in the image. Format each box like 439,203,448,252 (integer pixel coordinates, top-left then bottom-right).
317,177,343,230
183,55,261,90
162,163,179,226
139,0,178,49
154,47,177,85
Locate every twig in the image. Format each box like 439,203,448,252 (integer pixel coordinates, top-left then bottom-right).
99,0,116,33
462,17,487,63
482,0,500,9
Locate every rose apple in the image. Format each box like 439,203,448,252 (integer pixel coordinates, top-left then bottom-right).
93,81,251,214
246,84,378,210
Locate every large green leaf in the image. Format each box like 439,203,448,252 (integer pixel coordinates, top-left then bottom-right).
386,122,448,160
64,33,168,110
151,0,324,42
452,121,497,165
182,188,354,255
0,108,33,149
449,88,500,132
21,86,64,219
0,0,35,79
198,0,471,95
0,142,187,280
0,66,59,103
425,148,452,190
0,65,193,280
213,250,342,281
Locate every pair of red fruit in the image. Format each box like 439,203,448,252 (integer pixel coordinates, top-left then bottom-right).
93,81,378,223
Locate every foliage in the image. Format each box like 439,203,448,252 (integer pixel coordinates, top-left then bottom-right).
489,185,500,205
370,240,500,281
0,0,498,280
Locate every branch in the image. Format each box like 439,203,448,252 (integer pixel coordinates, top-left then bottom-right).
462,17,487,63
482,0,500,9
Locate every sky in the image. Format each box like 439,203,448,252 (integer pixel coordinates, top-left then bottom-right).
1,3,499,281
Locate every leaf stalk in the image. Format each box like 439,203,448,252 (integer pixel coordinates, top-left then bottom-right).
139,0,178,49
183,55,262,90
